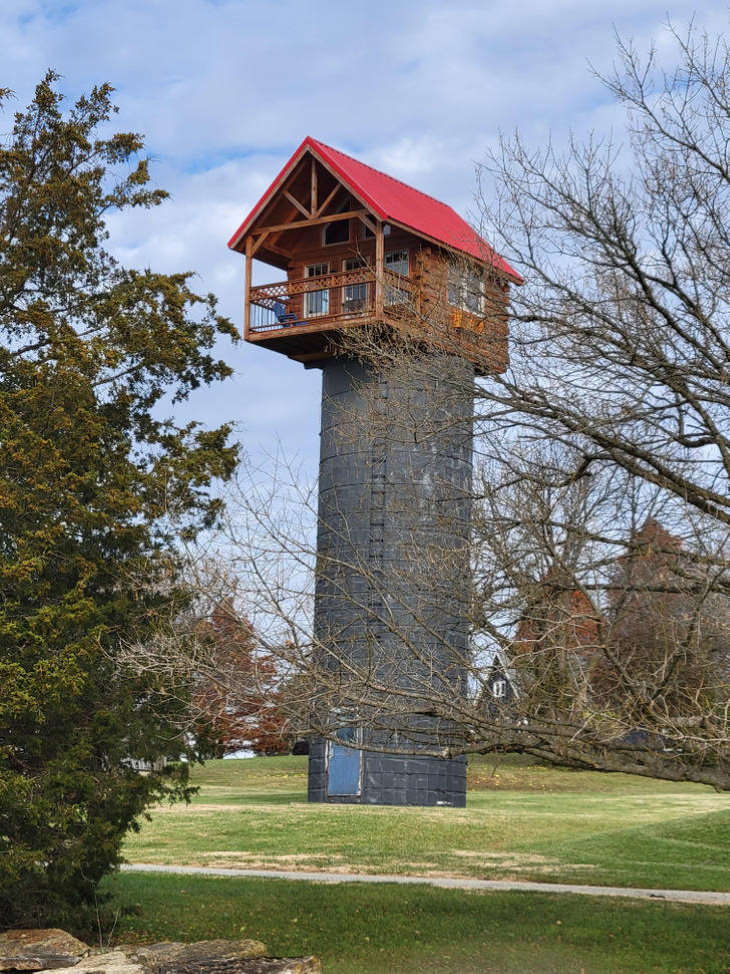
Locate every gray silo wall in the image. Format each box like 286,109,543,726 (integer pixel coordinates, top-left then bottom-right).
308,354,474,807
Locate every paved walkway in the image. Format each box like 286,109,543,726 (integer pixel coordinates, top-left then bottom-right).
121,864,730,906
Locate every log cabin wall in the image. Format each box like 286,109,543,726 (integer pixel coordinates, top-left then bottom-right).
414,247,510,374
281,215,509,364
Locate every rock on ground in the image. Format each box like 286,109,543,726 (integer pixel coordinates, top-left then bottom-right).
47,951,143,974
127,939,266,970
0,932,320,974
0,929,88,971
27,953,320,974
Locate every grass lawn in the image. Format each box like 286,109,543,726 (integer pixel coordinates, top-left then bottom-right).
122,755,730,892
104,871,730,974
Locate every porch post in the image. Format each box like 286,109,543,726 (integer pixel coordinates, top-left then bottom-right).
375,221,384,319
244,236,252,339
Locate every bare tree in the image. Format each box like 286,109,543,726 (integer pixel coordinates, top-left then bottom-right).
121,430,729,789
122,22,730,790
476,22,730,529
169,393,724,791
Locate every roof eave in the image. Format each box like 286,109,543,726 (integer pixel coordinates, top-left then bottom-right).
384,218,522,282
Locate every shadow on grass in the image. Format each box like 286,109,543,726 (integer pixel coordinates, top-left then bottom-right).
539,808,730,892
190,792,305,806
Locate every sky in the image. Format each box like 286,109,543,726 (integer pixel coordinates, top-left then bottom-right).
2,0,727,476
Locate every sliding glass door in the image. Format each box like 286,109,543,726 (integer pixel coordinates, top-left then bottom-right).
304,263,330,317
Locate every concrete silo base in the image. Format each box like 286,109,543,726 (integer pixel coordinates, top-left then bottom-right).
308,353,473,808
308,739,466,806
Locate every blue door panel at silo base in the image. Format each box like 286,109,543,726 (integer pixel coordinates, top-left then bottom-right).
327,741,362,796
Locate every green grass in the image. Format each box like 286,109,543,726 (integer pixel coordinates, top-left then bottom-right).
105,871,730,974
123,755,730,891
114,757,730,972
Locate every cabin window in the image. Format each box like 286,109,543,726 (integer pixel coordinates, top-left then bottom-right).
304,262,330,317
448,263,483,314
323,219,350,246
492,679,507,698
385,250,409,305
361,221,390,239
342,257,368,313
385,250,408,276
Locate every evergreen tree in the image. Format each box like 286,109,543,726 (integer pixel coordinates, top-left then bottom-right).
0,73,239,928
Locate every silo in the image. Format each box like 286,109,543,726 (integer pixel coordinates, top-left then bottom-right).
307,353,473,806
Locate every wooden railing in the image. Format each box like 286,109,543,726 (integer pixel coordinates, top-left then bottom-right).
248,268,414,333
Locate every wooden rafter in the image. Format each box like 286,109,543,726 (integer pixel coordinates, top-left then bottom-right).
252,209,368,236
252,156,315,231
251,231,270,257
307,151,374,219
283,190,311,219
311,159,318,215
267,229,287,250
315,182,341,218
360,213,377,234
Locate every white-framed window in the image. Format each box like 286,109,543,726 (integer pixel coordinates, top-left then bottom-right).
342,257,368,313
448,262,483,314
385,249,409,305
304,262,330,317
492,679,507,698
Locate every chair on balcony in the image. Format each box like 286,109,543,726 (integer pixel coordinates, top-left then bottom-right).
274,301,299,326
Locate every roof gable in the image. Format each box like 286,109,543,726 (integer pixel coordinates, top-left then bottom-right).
228,136,521,282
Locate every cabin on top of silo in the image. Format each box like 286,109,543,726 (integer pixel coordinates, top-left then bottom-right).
227,136,520,372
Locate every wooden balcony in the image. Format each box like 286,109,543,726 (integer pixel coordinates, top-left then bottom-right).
245,267,414,363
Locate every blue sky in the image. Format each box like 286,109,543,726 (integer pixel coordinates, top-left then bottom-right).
1,0,725,474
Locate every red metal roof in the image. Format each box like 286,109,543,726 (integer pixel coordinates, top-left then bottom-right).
228,136,521,282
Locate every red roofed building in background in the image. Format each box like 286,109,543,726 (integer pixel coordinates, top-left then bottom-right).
229,136,519,370
229,141,519,808
593,519,726,719
514,572,603,663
